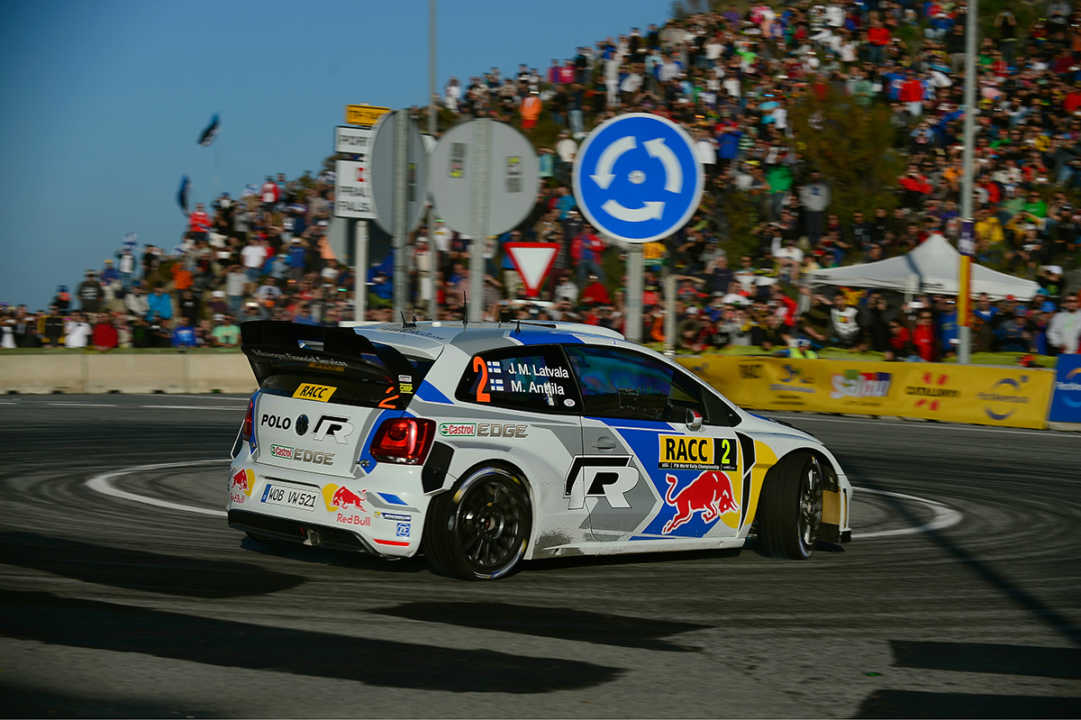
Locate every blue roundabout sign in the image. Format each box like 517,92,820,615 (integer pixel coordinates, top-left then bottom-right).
572,113,704,244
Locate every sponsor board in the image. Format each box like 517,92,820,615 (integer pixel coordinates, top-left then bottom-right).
1048,355,1081,424
680,357,1054,429
831,370,892,400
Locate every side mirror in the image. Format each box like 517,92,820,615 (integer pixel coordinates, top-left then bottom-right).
684,408,703,432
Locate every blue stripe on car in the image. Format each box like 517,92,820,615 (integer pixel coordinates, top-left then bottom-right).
377,492,408,505
415,381,452,404
512,331,583,346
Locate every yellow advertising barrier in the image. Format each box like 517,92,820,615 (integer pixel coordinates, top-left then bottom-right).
678,356,1055,430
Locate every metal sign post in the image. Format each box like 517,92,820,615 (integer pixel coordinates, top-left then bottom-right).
664,273,677,356
354,220,368,321
572,113,704,344
624,242,643,342
469,120,491,323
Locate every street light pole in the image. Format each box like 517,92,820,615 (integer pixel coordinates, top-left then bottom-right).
958,0,978,365
427,0,439,322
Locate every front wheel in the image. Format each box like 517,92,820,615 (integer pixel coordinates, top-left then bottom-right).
757,453,823,559
422,467,532,580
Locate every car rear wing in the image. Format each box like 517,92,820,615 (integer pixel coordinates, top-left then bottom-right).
240,321,416,407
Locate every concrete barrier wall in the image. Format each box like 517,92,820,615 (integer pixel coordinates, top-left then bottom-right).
0,353,257,394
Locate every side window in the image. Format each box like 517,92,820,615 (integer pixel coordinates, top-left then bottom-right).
564,346,708,423
455,345,580,414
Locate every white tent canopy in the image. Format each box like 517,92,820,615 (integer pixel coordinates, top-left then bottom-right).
806,234,1040,301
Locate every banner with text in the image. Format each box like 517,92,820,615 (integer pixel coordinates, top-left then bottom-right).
1047,353,1081,424
678,356,1055,430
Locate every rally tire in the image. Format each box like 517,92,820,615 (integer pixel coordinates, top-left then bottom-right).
422,467,532,580
757,452,823,560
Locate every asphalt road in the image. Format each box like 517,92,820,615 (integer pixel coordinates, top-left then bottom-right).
1,394,1079,718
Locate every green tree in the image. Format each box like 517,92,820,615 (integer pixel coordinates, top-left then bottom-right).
789,88,905,221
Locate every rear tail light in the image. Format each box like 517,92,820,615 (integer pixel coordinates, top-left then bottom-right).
242,397,254,441
371,418,435,465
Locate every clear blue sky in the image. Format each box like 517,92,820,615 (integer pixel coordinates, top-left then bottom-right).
0,0,669,310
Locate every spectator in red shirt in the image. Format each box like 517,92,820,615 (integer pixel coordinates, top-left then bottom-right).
91,313,118,350
260,176,279,210
866,18,890,64
885,318,913,360
188,203,211,241
899,71,924,116
912,309,937,361
580,274,611,305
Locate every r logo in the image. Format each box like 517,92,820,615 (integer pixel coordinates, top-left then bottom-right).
564,457,639,510
311,416,355,444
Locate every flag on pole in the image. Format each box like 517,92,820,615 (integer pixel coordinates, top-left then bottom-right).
177,175,190,214
197,114,220,146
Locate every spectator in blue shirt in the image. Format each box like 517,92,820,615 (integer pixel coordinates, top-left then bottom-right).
101,259,120,284
555,186,576,220
171,317,197,348
146,284,173,322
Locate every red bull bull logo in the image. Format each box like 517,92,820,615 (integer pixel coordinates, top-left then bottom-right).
662,471,739,534
230,468,256,503
322,483,367,512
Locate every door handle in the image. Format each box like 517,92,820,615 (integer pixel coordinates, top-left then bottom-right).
592,438,617,450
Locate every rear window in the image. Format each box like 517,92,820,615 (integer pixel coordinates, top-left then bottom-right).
455,345,580,414
257,347,433,409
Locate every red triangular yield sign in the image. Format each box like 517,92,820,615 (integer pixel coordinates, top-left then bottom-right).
505,242,560,297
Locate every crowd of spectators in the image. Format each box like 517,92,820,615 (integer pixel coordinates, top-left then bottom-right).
4,0,1081,359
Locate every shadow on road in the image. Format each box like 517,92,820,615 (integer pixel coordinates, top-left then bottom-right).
890,640,1081,680
0,531,305,598
856,689,1081,718
0,679,220,719
372,601,709,652
0,590,621,693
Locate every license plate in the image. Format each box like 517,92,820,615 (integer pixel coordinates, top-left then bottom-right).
260,482,318,512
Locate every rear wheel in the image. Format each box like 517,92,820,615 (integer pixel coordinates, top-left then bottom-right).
423,467,532,580
757,453,823,559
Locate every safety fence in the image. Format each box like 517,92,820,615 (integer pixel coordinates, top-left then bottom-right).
678,355,1061,430
0,353,255,395
2,350,1079,430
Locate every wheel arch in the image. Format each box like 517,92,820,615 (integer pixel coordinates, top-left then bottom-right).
436,457,540,554
758,447,847,545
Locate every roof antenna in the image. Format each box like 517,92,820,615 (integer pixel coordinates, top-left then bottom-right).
462,293,469,329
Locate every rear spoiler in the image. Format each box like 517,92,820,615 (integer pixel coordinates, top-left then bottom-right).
240,321,415,389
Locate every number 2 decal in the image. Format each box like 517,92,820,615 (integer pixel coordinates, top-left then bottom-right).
717,438,737,470
473,356,491,403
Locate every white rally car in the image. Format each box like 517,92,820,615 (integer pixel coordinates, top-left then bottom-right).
228,320,852,580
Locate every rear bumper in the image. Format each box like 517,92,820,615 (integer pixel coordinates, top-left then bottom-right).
227,452,432,558
228,509,377,554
